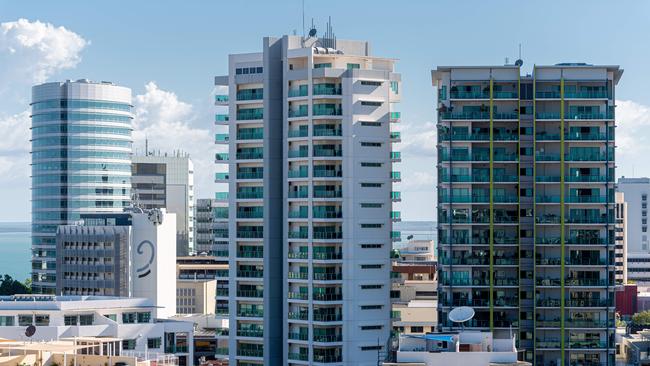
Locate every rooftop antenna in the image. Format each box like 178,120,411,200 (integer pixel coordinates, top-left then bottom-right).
302,0,305,38
515,43,523,67
145,138,148,156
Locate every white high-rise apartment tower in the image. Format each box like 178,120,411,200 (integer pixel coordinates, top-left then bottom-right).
31,80,133,294
214,33,401,365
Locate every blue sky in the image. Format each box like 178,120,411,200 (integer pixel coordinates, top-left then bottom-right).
1,0,650,221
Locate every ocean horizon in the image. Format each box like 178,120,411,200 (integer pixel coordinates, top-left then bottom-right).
0,222,30,282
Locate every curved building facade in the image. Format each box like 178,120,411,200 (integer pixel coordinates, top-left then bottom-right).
31,80,133,294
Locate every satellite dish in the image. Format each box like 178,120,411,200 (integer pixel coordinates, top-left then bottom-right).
308,27,317,38
515,59,523,67
25,325,36,338
449,306,475,324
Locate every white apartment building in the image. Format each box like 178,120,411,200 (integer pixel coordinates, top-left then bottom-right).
132,154,194,255
0,295,193,366
31,80,133,294
214,32,401,366
617,177,650,254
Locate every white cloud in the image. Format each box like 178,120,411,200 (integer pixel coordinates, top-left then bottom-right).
0,18,88,88
133,82,215,198
0,110,30,184
615,100,650,178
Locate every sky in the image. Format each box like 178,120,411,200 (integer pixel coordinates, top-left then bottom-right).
0,0,650,222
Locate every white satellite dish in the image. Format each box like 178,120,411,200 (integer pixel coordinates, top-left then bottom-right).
448,306,475,329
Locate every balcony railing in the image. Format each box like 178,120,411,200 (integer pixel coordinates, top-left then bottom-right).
237,108,264,120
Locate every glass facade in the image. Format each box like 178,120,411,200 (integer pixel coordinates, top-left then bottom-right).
31,83,132,294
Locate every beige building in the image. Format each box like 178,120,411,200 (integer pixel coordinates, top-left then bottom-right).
391,262,438,335
176,256,228,315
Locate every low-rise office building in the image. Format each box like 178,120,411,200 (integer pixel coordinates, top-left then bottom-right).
0,295,193,366
56,208,177,318
176,256,228,316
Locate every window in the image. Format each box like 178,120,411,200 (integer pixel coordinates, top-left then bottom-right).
361,162,382,167
410,326,424,333
361,264,382,269
236,68,242,75
361,183,382,188
361,101,382,107
64,315,77,326
147,337,162,349
137,312,151,323
361,223,383,228
361,325,383,330
122,312,137,324
79,314,93,326
361,284,383,289
0,316,14,326
314,63,332,69
360,121,381,127
390,81,399,94
34,314,49,326
361,305,383,310
361,80,382,86
361,345,382,351
256,67,263,73
347,63,360,69
361,203,383,208
361,244,383,249
361,142,382,147
122,339,136,350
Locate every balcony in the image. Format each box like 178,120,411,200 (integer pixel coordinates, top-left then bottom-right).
313,273,342,281
288,292,308,300
215,153,229,162
313,104,342,116
440,112,490,120
288,149,309,158
236,88,263,101
313,168,342,178
237,229,263,239
289,108,309,118
313,354,342,363
215,172,229,181
390,112,401,122
288,86,308,98
536,91,561,99
237,108,264,121
313,313,342,322
391,171,401,181
288,311,308,320
288,271,308,280
237,209,263,219
313,83,342,96
237,270,264,278
313,188,342,199
313,231,342,240
313,251,342,260
565,152,614,162
215,114,229,124
391,191,401,201
313,207,342,219
313,293,342,302
237,129,264,140
565,90,608,99
313,334,342,343
288,189,309,199
450,91,489,99
288,332,309,341
237,348,264,358
237,170,263,180
391,151,401,162
237,308,264,317
390,132,401,142
237,189,263,199
288,128,308,138
215,133,229,144
236,148,264,160
237,328,264,338
289,230,308,239
494,91,518,99
237,249,263,258
536,112,561,120
288,168,308,179
313,146,342,157
288,353,308,361
313,126,342,137
215,94,228,103
237,289,264,298
288,251,308,260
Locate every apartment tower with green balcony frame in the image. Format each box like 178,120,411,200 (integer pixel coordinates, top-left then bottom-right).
432,63,622,366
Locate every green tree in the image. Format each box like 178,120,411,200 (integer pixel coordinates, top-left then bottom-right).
0,275,31,295
632,310,650,325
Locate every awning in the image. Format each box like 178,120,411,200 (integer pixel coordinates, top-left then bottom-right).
405,334,454,342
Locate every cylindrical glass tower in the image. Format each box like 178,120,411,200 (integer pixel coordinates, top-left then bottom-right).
30,79,133,294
